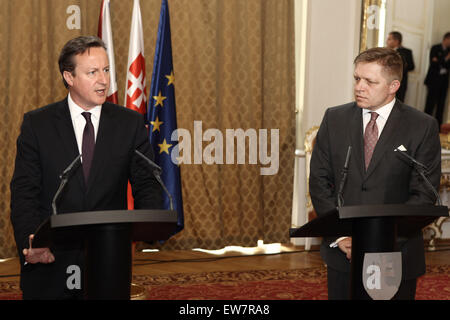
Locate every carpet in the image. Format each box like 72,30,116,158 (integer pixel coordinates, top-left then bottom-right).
1,265,449,300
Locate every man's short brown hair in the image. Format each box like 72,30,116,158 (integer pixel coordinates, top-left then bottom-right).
58,36,106,88
354,47,403,82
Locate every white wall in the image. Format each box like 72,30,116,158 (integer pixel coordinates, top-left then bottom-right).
385,0,434,110
302,0,361,139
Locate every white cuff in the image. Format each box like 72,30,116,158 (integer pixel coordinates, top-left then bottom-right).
329,236,349,248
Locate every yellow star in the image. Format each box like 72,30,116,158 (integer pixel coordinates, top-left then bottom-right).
150,116,164,132
158,138,173,154
165,71,175,86
153,91,167,107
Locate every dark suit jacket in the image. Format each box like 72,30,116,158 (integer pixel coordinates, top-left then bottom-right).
396,47,415,101
425,44,450,87
10,98,162,298
309,100,441,279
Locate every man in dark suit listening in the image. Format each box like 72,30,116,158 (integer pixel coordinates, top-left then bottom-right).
309,47,441,300
386,31,415,102
424,32,450,127
10,36,162,299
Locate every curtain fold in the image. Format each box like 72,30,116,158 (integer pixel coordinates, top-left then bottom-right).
0,0,295,257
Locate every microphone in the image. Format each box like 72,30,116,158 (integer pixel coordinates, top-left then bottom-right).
394,147,442,206
52,154,82,215
135,149,162,173
134,149,173,210
337,146,352,207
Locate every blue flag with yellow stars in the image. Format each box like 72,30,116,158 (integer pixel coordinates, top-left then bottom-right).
148,0,183,233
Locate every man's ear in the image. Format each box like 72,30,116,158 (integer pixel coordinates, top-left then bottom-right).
63,71,74,87
389,79,401,94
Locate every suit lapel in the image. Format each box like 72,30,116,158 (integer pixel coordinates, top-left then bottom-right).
364,101,403,180
86,103,114,194
54,98,85,190
348,103,365,178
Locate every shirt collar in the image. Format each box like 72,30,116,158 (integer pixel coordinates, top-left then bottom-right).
362,98,396,120
67,93,102,120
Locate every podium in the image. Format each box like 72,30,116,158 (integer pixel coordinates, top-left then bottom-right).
290,204,449,299
33,209,178,300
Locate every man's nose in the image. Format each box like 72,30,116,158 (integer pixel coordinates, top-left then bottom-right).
98,71,109,84
354,80,365,92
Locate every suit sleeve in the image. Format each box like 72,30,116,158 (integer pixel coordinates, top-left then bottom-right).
430,45,449,68
406,49,415,72
10,113,44,259
405,117,441,205
309,109,338,216
128,115,163,210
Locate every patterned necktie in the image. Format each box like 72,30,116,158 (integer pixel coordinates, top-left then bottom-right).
81,112,95,181
364,112,379,170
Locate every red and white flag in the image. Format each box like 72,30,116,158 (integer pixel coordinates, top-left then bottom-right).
98,0,118,104
124,0,147,115
125,0,147,210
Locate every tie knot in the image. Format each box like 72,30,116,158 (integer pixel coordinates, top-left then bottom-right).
370,112,379,122
82,112,92,123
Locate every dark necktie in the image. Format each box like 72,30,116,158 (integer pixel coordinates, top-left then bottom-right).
364,112,379,170
81,112,95,181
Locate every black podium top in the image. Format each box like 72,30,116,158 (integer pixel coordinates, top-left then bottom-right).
290,204,449,238
33,209,178,248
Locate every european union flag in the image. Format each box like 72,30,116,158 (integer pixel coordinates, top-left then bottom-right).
148,0,183,233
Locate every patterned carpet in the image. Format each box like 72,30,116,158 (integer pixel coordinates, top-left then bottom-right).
135,267,328,300
1,265,449,300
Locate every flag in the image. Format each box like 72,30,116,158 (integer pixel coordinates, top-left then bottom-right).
98,0,118,104
125,0,147,210
148,0,184,233
125,0,147,115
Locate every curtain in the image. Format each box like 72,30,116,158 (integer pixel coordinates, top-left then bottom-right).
0,0,295,257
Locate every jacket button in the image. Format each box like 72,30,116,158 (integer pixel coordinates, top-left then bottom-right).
362,185,367,191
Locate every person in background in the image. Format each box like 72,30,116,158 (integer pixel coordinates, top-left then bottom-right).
386,31,415,102
424,32,450,128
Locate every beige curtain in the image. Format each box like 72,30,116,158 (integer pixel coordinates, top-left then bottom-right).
0,0,295,257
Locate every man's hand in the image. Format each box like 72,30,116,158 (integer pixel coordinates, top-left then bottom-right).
23,234,55,264
337,237,352,260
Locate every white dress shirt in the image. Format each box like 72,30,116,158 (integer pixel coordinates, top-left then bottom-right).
362,98,396,137
67,93,102,158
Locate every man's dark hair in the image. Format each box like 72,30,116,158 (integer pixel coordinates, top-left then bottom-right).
444,32,450,40
58,36,106,88
354,47,403,82
389,31,403,45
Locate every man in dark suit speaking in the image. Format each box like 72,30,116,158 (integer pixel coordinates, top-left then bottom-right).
309,47,441,300
10,36,162,299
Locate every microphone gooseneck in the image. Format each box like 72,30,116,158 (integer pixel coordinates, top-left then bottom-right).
134,149,173,211
52,154,82,215
395,149,442,206
337,146,352,208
